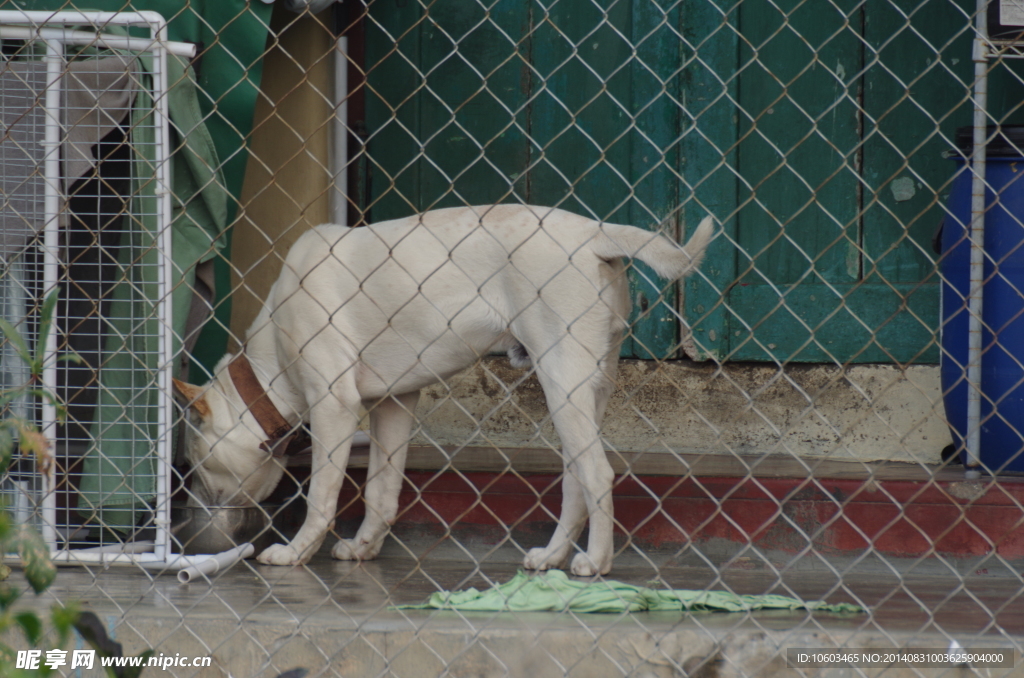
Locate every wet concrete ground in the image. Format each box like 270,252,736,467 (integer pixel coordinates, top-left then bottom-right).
19,535,1024,677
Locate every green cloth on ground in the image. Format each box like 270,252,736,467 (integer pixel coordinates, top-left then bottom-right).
396,570,865,614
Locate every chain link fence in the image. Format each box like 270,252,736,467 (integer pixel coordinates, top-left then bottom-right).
2,0,1024,675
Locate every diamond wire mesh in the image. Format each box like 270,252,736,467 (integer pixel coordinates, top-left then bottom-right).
3,0,1024,676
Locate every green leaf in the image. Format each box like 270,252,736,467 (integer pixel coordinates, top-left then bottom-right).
57,352,83,365
25,389,59,409
21,390,69,425
33,291,59,371
0,511,12,543
17,527,56,593
0,643,15,665
0,318,32,371
0,427,13,476
0,584,21,609
14,611,42,645
50,603,79,645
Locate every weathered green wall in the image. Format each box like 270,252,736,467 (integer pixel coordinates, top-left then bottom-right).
360,0,999,365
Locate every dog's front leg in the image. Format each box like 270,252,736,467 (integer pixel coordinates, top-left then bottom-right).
333,390,419,561
258,387,360,566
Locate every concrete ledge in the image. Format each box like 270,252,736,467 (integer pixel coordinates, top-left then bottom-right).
408,358,951,466
340,446,956,477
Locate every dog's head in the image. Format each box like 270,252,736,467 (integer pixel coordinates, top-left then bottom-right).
173,374,286,508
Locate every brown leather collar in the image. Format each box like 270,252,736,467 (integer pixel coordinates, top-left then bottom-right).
228,353,308,458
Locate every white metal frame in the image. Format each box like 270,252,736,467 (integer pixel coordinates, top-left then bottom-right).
0,10,247,580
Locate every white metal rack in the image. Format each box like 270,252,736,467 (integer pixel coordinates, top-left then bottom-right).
0,10,244,581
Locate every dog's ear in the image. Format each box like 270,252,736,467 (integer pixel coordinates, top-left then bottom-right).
172,378,211,420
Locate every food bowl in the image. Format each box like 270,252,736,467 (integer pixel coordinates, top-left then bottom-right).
170,505,274,555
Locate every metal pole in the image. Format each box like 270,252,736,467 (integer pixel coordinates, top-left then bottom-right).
40,38,63,550
150,17,173,563
965,0,989,478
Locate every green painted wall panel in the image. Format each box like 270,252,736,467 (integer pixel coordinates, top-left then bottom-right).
367,0,686,359
365,0,425,220
526,0,634,220
364,0,966,364
416,1,533,210
680,0,740,361
735,0,863,287
861,0,973,284
624,0,686,358
686,0,969,364
725,282,939,363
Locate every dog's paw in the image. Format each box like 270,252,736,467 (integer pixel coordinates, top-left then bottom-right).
331,538,381,561
523,546,563,571
256,543,306,566
569,552,610,577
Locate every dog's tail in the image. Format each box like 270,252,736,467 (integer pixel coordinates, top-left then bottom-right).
590,215,715,281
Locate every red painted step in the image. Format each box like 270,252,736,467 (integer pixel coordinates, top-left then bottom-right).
334,468,1024,560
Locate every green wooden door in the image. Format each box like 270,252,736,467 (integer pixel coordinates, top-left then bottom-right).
363,0,974,364
684,0,973,364
364,0,686,358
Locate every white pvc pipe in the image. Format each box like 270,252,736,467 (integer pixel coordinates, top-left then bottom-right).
176,544,255,583
0,26,196,58
965,1,989,478
49,543,255,582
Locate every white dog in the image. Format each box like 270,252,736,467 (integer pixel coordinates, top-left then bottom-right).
173,205,712,576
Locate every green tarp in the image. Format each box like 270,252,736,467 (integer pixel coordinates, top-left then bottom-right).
396,570,866,614
76,53,228,528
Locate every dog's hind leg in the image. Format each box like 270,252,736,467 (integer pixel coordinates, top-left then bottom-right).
333,390,419,561
523,462,588,573
524,346,615,577
258,371,362,566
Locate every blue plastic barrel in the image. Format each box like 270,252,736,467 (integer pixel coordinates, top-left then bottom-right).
941,126,1024,473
